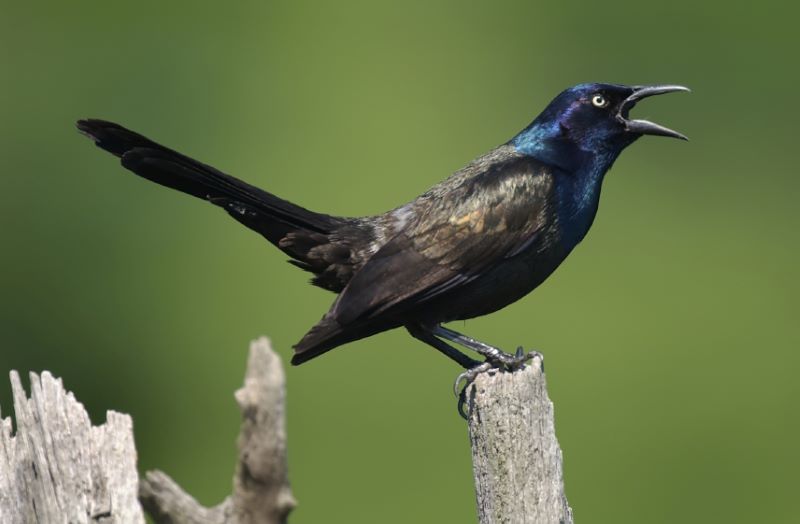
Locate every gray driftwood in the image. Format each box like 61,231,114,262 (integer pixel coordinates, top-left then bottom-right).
0,371,143,523
465,355,574,524
139,336,297,524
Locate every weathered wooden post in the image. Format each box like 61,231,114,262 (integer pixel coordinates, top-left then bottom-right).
465,355,573,524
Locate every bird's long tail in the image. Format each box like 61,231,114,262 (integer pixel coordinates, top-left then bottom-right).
76,119,346,266
77,119,380,365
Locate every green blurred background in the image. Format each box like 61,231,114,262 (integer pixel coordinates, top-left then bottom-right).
1,0,797,522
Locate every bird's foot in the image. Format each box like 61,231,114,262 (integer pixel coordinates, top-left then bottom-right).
453,362,494,398
486,346,539,371
454,362,493,419
452,348,541,397
453,348,543,419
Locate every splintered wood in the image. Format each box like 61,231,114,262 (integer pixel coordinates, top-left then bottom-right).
0,371,143,523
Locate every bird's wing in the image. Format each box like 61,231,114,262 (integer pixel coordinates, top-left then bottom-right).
330,155,556,326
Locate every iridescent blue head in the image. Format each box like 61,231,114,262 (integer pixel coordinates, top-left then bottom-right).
512,83,689,172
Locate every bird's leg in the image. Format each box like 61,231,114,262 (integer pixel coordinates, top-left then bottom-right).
407,323,490,418
408,323,539,419
432,325,536,370
406,324,481,369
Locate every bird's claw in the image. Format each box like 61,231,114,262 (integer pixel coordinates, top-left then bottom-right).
525,348,545,372
455,362,493,420
453,362,493,398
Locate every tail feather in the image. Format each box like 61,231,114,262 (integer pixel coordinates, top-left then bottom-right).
291,317,346,365
76,119,345,245
291,315,395,365
79,119,382,364
77,119,363,288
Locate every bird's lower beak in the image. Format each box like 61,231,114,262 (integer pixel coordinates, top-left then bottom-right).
618,84,690,140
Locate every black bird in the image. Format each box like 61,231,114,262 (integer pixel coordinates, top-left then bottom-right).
77,83,688,379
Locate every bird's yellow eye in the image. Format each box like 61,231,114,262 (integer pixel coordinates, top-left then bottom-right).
591,94,608,108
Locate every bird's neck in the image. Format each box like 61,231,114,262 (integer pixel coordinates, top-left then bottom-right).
511,123,588,173
511,124,622,242
511,124,621,196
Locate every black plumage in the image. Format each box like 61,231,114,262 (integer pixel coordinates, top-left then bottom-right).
77,83,688,371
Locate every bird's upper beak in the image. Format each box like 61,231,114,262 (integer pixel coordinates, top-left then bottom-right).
618,85,690,140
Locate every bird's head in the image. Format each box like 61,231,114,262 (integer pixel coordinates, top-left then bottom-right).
512,83,689,170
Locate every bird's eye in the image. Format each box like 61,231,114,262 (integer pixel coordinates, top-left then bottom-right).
591,94,608,108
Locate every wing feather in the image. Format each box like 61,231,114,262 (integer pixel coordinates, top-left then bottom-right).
330,155,556,326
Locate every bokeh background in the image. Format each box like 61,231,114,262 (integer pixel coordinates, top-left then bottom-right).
2,1,798,522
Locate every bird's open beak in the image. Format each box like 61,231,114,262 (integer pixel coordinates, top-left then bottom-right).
618,85,690,140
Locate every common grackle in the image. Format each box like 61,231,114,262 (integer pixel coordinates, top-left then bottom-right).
77,83,688,383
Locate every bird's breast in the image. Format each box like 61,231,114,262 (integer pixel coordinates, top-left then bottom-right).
554,173,603,249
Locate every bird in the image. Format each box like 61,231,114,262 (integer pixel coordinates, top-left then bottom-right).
77,83,688,382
